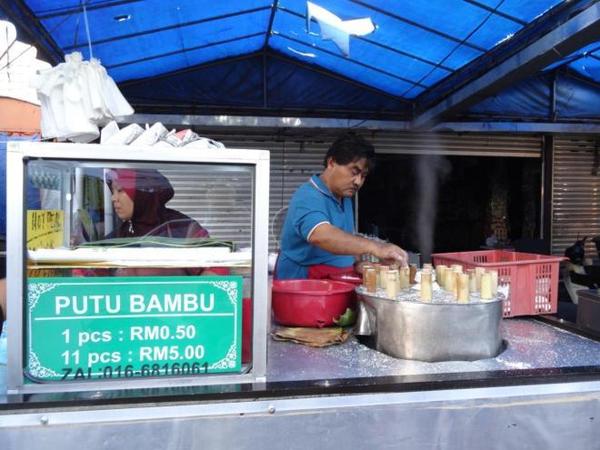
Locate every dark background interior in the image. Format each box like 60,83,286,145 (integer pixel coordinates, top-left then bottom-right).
358,154,542,255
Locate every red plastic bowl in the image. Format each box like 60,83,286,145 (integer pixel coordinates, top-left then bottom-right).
272,279,356,328
329,272,362,285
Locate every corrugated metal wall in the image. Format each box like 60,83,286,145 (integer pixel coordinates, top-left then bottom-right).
162,165,254,249
164,129,542,251
552,136,600,258
369,132,541,158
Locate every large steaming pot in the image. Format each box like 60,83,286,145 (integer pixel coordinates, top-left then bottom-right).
356,291,503,362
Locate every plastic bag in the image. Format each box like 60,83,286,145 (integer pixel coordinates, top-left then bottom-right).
102,123,144,145
32,51,134,142
184,136,225,149
130,122,169,146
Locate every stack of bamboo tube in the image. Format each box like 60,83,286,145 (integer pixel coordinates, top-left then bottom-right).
360,262,499,304
434,264,498,302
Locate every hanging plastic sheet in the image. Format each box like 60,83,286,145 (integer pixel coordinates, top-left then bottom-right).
32,52,134,143
0,20,51,106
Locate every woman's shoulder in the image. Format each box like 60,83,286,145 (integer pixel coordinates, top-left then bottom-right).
163,209,209,238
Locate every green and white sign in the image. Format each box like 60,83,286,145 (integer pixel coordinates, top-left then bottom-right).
26,276,242,382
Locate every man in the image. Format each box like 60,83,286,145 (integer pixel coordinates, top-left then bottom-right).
275,133,407,280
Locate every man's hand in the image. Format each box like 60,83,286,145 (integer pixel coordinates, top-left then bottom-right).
373,242,408,267
309,223,408,266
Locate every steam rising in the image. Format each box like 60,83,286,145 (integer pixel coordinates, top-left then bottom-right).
416,152,450,263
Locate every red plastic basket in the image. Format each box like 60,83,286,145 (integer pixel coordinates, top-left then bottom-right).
431,250,566,317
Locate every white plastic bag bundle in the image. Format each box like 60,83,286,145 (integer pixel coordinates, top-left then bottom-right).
184,136,225,149
32,52,134,143
130,122,169,146
98,122,227,149
100,120,119,143
159,129,199,147
102,123,144,145
161,130,183,147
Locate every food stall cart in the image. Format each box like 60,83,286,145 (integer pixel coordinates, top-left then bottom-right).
1,142,600,449
3,141,270,393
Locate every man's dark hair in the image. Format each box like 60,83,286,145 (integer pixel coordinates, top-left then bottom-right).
323,132,376,169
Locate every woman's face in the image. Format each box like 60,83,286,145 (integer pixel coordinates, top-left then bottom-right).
111,181,134,221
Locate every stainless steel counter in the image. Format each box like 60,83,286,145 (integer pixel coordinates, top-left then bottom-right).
3,318,600,450
1,317,600,402
267,318,600,381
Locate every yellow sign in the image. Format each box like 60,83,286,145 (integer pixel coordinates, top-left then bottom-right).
27,210,64,250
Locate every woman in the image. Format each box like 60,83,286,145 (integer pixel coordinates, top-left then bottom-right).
107,168,210,240
81,168,227,276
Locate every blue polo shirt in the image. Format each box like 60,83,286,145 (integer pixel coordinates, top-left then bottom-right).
276,175,355,279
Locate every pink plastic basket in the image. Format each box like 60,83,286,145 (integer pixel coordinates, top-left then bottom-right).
431,250,566,317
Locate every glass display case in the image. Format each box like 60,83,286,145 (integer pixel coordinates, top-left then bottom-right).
6,141,269,393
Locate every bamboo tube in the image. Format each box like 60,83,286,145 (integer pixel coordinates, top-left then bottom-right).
371,263,380,287
450,264,463,273
480,272,492,299
409,264,417,285
452,268,461,299
361,264,373,274
420,270,432,302
458,273,470,303
399,266,410,289
386,270,399,298
467,268,477,293
489,269,498,296
364,267,377,293
378,265,389,289
435,265,447,288
475,267,486,292
446,269,457,297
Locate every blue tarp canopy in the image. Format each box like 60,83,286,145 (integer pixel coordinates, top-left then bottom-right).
3,0,600,120
546,41,600,80
465,70,600,120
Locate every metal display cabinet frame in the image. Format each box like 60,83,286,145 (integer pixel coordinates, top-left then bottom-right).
6,142,270,394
